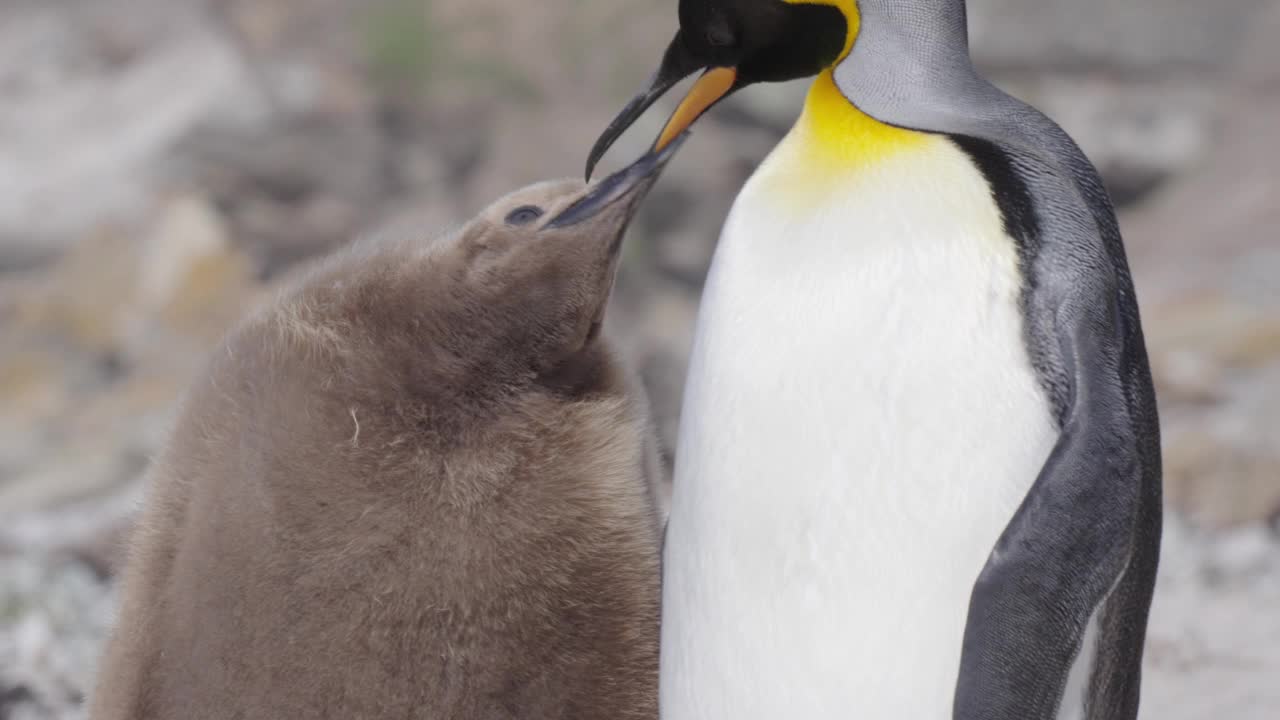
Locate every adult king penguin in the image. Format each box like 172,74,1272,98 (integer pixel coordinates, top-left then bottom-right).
586,1,1162,719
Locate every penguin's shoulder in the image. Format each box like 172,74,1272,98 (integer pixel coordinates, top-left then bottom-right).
943,112,1163,720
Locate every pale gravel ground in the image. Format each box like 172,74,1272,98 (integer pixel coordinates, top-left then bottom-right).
1,514,1277,719
1142,520,1280,719
0,558,112,720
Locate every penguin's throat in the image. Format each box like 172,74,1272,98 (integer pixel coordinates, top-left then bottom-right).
752,0,937,208
746,69,940,213
794,68,930,170
782,1,925,169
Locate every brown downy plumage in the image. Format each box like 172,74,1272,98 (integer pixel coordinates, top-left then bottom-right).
89,142,685,720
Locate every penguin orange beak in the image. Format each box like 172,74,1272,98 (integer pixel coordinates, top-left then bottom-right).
585,36,738,180
653,67,738,153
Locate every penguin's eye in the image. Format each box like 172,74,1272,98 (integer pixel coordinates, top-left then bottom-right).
505,205,544,226
705,16,737,48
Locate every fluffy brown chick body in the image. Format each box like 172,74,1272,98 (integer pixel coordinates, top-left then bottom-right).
89,156,679,720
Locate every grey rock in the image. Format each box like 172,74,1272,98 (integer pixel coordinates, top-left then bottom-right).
1123,1,1280,529
969,0,1271,73
0,553,116,720
1142,520,1280,719
0,0,268,250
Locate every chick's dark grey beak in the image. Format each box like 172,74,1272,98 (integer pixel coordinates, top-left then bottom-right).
584,35,702,181
550,131,689,229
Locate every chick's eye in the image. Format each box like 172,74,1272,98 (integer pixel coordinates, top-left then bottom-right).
505,205,544,226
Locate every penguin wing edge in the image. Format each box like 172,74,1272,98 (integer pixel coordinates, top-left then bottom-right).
951,275,1160,720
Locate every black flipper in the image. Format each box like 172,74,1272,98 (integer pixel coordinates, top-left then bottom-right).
950,136,1162,720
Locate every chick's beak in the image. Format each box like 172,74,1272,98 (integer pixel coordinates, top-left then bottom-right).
585,34,738,180
552,132,689,229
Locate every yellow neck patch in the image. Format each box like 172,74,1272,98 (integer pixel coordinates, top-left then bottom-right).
780,0,929,173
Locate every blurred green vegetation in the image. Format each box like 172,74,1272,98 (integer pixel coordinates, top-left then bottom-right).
361,0,540,104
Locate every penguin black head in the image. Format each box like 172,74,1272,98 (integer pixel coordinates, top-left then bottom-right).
585,0,851,179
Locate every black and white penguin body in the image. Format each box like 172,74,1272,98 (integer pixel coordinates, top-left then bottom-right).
587,1,1161,718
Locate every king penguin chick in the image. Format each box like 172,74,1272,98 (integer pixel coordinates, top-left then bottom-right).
88,139,686,720
587,1,1161,719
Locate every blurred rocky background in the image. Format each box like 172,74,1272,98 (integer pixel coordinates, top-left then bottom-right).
1,0,1277,717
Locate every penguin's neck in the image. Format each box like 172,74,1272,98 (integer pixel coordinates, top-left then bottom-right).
751,70,936,212
777,0,935,183
796,69,928,166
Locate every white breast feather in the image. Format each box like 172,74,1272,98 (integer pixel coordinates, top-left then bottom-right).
659,136,1060,719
